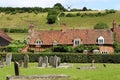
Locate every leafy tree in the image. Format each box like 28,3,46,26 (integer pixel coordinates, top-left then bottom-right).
47,9,59,24
53,3,67,11
94,22,109,29
47,15,57,24
114,33,120,53
82,7,87,11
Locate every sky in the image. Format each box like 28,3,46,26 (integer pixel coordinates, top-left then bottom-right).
0,0,120,10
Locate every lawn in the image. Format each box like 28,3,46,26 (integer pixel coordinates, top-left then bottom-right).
0,63,120,80
7,33,27,40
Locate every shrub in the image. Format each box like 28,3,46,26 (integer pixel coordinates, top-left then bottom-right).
0,28,9,32
66,13,75,17
0,28,28,33
114,33,120,53
47,15,57,24
74,45,98,53
105,9,116,14
52,45,73,52
59,12,65,17
94,22,109,29
9,28,28,33
6,45,25,52
76,13,81,16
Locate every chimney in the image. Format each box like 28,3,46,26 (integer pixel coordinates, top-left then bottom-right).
61,23,67,32
112,20,116,32
28,24,35,38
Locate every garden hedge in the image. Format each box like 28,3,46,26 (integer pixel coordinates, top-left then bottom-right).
0,53,120,63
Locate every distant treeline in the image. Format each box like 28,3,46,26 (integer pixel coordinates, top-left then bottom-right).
0,7,52,14
0,6,95,15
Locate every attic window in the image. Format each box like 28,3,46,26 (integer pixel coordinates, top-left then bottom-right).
98,36,104,45
74,39,80,46
35,39,42,45
53,40,58,46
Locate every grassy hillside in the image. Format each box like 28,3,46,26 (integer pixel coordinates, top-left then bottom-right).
0,11,120,31
7,33,27,40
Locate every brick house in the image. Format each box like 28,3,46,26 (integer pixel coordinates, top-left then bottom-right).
0,30,13,51
22,21,120,53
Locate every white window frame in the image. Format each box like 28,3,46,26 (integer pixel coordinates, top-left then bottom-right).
98,36,104,45
35,39,42,46
101,51,108,54
74,39,80,46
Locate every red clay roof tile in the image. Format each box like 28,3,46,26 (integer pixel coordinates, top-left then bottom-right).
29,29,114,45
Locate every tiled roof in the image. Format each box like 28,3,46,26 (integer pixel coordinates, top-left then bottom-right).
29,29,114,45
0,30,13,42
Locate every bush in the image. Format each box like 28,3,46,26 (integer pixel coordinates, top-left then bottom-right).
66,13,75,17
6,45,25,52
76,13,81,16
47,15,57,24
0,28,9,32
0,28,28,33
9,28,28,33
105,9,116,14
94,22,109,29
74,45,98,53
52,45,73,52
59,12,65,17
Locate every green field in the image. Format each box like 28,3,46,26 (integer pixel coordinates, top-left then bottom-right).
0,63,120,80
1,11,120,31
7,33,27,40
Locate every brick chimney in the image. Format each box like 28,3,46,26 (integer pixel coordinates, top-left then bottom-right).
28,24,35,38
28,24,34,33
61,23,67,32
112,20,117,32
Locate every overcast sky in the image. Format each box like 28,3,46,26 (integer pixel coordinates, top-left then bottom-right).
0,0,120,10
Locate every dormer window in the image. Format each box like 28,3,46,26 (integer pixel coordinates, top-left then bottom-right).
74,39,80,46
35,39,42,45
98,36,104,45
53,40,58,46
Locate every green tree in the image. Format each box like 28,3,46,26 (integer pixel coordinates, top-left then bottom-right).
114,33,120,53
47,9,59,24
53,3,67,11
94,22,109,29
82,7,87,11
47,15,57,24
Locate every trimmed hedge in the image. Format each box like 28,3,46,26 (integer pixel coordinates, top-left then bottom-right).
0,28,28,33
1,53,120,63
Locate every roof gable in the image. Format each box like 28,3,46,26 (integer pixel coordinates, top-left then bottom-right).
0,30,13,42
